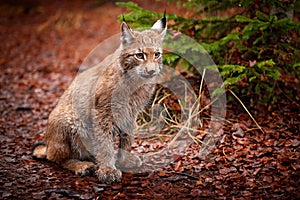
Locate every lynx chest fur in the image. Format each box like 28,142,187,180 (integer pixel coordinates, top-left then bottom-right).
32,15,167,184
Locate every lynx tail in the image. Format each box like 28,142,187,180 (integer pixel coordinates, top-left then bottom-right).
32,142,47,159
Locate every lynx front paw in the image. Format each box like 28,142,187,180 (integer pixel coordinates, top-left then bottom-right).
96,166,122,184
116,149,142,170
116,153,142,170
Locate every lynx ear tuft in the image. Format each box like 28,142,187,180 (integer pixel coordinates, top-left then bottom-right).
151,11,167,35
121,22,135,45
122,15,126,23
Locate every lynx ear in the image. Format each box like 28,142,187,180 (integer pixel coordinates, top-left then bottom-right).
151,11,167,36
121,22,135,45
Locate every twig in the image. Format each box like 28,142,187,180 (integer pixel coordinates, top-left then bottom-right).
171,172,199,180
228,89,265,134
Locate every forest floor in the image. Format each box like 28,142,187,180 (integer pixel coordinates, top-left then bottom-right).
0,0,299,199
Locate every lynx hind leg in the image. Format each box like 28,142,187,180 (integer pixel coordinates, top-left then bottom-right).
116,133,142,170
46,125,96,176
32,142,47,159
62,159,95,176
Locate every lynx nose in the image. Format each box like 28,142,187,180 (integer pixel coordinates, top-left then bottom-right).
147,70,156,75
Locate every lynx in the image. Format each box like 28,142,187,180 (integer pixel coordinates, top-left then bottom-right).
32,15,167,184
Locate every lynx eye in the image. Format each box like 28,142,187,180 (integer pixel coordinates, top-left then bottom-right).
134,53,145,60
154,52,161,59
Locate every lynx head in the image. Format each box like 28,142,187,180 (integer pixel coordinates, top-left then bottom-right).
119,14,167,79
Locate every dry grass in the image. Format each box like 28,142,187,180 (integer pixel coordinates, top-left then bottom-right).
134,70,264,158
134,70,222,157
